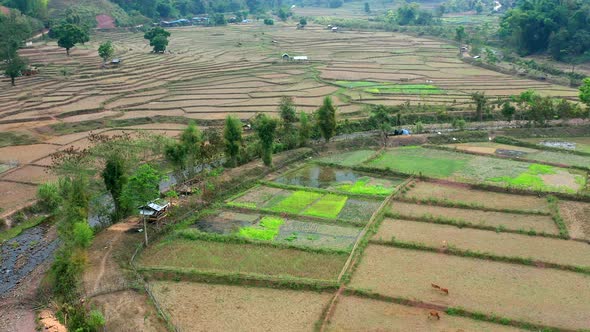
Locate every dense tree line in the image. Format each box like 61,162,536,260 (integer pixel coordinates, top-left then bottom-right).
500,0,590,60
109,0,284,18
0,8,40,85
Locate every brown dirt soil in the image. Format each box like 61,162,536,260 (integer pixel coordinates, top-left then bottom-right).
38,310,67,332
448,143,537,155
0,181,37,213
90,291,166,332
0,144,59,164
327,295,523,332
1,165,55,184
350,245,590,330
83,220,167,331
390,201,557,234
405,181,549,212
559,201,590,241
540,171,580,191
96,14,116,29
374,219,590,268
151,281,332,332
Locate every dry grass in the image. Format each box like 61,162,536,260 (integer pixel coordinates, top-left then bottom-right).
151,281,331,332
374,219,590,268
327,295,523,332
390,201,558,234
350,245,590,330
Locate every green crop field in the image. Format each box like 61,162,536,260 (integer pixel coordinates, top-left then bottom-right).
303,194,348,219
366,147,587,193
316,150,376,167
334,81,444,95
139,239,347,280
367,146,471,178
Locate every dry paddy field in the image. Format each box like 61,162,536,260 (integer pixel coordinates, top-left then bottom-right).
350,245,590,330
390,201,558,234
151,282,331,332
375,218,590,268
327,295,523,332
403,180,550,213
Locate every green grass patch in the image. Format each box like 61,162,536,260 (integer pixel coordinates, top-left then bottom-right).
334,80,381,88
488,163,557,190
138,239,347,280
367,146,470,178
333,81,443,95
0,216,47,243
316,150,376,167
335,178,392,195
269,191,323,214
365,84,443,95
0,131,39,148
303,194,348,219
238,216,285,241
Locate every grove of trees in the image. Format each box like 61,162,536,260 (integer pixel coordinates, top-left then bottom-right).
500,0,590,60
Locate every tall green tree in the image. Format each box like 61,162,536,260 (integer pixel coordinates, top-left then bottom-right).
102,156,127,220
0,9,32,61
279,96,298,149
165,122,204,181
455,25,466,43
253,114,278,167
364,2,370,13
144,27,170,53
316,96,337,142
580,78,590,109
471,91,487,121
501,101,516,122
5,53,27,86
122,164,162,210
369,105,393,146
298,111,311,147
52,23,89,56
98,41,114,62
224,115,242,167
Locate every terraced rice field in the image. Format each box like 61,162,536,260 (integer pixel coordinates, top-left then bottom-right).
402,180,550,212
229,185,382,223
390,201,558,234
350,245,590,330
139,150,590,331
192,210,361,250
520,137,590,154
138,239,347,280
151,281,331,332
366,146,587,193
446,142,590,169
272,164,405,196
375,219,590,268
327,296,522,332
559,200,590,241
0,23,581,213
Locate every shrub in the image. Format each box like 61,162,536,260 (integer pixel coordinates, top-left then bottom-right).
415,121,424,133
37,182,61,213
73,222,94,248
86,310,106,331
264,18,274,25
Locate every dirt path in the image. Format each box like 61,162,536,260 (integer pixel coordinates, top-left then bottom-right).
92,230,124,295
83,220,167,332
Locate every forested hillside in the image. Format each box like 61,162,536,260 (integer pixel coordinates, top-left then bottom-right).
500,0,590,60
